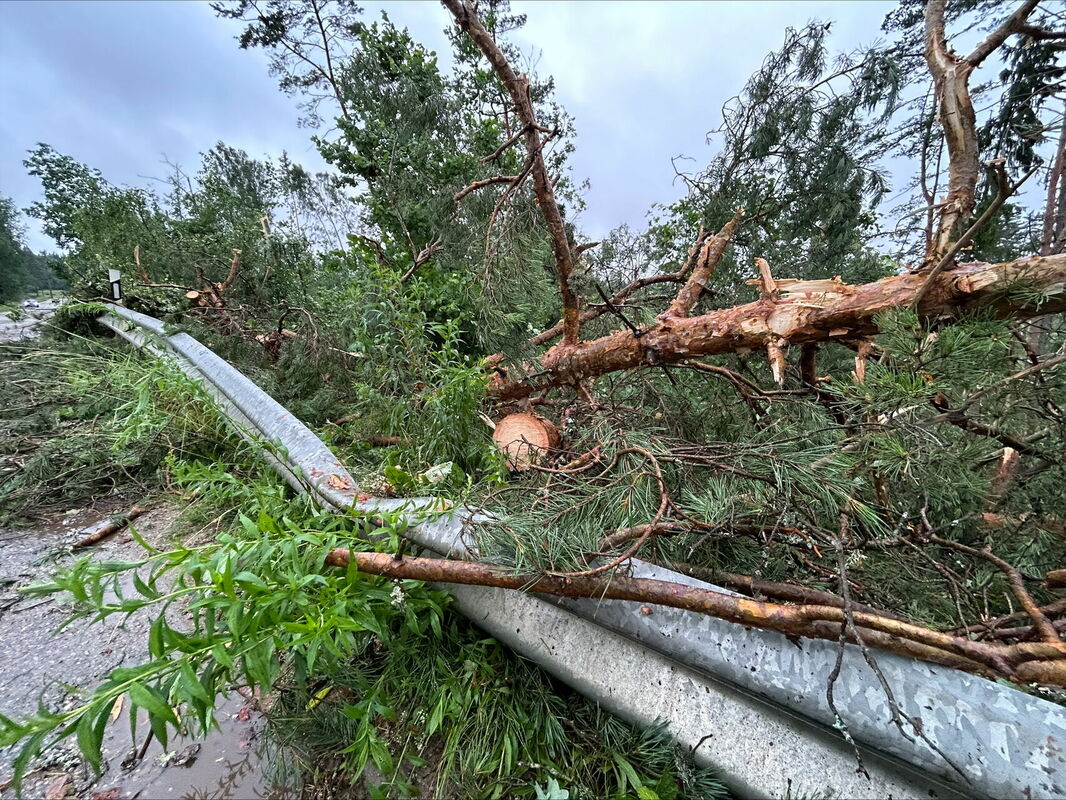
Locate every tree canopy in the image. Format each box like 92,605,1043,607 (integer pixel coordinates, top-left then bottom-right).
0,193,64,303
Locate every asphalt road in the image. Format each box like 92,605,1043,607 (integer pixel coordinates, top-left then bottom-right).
0,506,294,799
0,301,62,344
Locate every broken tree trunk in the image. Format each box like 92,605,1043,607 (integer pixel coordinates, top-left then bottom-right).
489,253,1066,401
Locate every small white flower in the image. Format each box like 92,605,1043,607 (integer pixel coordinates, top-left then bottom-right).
390,583,405,608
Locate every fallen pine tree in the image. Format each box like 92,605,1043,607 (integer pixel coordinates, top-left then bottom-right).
488,251,1066,401
329,0,1065,691
9,5,1066,788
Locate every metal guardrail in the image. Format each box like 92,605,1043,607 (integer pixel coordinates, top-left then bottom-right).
99,304,1066,799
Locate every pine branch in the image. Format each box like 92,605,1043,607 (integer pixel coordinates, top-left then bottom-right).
444,0,581,344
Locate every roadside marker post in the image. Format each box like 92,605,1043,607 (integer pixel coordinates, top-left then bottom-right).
108,269,122,303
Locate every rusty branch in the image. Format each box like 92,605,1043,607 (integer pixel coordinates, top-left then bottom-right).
661,211,743,318
323,547,1066,684
490,254,1066,402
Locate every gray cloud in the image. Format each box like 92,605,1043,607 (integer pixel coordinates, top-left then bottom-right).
1,0,894,252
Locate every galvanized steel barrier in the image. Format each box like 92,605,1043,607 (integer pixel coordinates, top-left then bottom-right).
99,304,1066,799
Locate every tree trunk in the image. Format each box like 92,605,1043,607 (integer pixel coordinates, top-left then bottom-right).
489,254,1066,401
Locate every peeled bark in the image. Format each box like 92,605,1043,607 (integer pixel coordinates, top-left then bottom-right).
923,0,1040,265
661,211,741,318
490,253,1066,401
71,506,147,550
923,0,980,263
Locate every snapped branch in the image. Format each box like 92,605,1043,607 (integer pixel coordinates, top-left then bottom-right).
922,0,1041,266
661,210,743,318
490,253,1066,401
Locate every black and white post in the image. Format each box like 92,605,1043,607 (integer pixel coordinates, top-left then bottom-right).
108,269,122,303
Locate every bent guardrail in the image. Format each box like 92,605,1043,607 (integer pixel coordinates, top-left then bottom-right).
98,303,1066,799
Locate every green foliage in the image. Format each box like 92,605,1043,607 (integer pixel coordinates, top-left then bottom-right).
0,496,424,789
0,438,724,799
216,1,571,358
883,0,1065,176
0,337,238,523
212,0,364,128
0,194,25,303
9,1,1066,793
273,617,726,798
0,335,725,798
0,193,64,304
23,142,329,310
640,22,900,311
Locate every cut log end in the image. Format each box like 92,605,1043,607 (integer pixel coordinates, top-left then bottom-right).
492,413,560,471
1046,569,1066,591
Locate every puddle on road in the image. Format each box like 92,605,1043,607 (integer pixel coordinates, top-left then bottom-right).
89,691,295,800
0,507,300,799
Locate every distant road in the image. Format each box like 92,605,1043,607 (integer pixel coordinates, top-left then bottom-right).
0,301,60,344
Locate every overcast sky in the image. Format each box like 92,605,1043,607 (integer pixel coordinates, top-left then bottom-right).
1,1,896,253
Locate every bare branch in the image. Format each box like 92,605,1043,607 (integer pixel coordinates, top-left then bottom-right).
400,237,443,284
453,174,520,204
530,227,710,346
133,245,149,283
661,210,743,318
218,248,242,293
1042,111,1066,256
443,0,581,343
924,0,981,264
324,547,1066,684
929,534,1059,643
479,125,527,163
966,0,1041,68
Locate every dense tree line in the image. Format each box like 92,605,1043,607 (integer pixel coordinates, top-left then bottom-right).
0,194,65,304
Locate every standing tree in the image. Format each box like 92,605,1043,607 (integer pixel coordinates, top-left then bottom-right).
0,195,28,304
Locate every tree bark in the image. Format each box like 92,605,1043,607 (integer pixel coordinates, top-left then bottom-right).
660,211,741,318
923,0,980,264
1040,104,1066,257
922,0,1040,265
443,0,581,344
324,547,1066,685
489,253,1066,401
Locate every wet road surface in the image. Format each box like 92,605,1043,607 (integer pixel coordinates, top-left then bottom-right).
0,506,297,799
